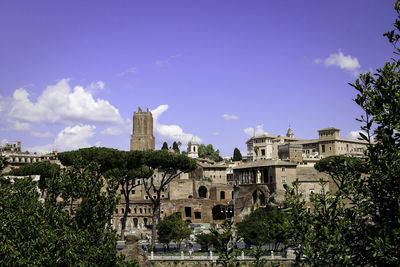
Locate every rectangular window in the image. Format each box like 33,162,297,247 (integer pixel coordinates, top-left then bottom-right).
329,146,332,151
145,196,149,200
320,189,325,194
281,176,286,183
131,189,135,194
261,149,266,156
185,207,192,217
322,145,325,153
282,167,286,172
194,212,201,219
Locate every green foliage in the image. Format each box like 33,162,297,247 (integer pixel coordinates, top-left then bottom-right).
232,148,242,161
196,233,215,251
161,142,168,150
59,147,153,239
7,161,60,192
283,2,400,266
172,141,180,154
237,207,288,261
0,155,9,173
209,219,239,267
157,212,191,249
141,150,197,251
198,144,223,162
0,163,122,266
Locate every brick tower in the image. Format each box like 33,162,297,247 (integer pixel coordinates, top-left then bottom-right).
130,107,155,151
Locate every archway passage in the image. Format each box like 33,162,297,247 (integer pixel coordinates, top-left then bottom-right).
198,186,208,198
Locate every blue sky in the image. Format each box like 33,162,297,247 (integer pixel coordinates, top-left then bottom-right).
0,0,396,156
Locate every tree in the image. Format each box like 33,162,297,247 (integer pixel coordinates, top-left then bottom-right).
7,161,60,194
0,155,8,174
209,219,239,267
0,163,122,266
59,147,153,240
198,144,223,162
283,2,400,266
141,150,197,251
237,208,289,263
161,142,168,150
196,233,215,252
172,141,180,154
157,212,191,250
232,148,242,161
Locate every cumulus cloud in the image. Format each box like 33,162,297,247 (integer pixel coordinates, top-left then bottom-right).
316,50,361,75
8,79,122,124
222,114,239,121
346,130,367,140
54,125,96,151
151,105,201,145
27,124,96,154
244,124,266,137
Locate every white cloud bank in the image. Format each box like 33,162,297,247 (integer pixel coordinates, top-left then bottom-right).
315,50,361,76
27,125,96,154
8,79,122,125
244,124,266,137
222,114,239,121
346,130,367,140
151,105,201,145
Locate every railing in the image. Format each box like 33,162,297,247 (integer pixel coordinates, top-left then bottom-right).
147,250,295,261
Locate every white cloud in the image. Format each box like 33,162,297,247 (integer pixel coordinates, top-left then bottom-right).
54,125,96,151
346,130,367,140
1,139,8,146
89,81,105,90
101,127,123,136
151,105,201,146
14,121,31,131
8,79,122,124
244,124,266,137
222,114,239,121
30,131,53,138
316,50,361,75
212,132,220,136
27,124,96,154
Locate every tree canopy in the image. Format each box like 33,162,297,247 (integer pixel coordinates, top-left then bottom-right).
0,163,122,266
232,148,242,161
198,144,223,162
7,161,60,193
284,8,400,262
157,212,190,250
161,142,168,150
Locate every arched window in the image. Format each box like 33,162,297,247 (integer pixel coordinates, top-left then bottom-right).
198,186,208,198
220,191,225,200
144,218,148,225
133,218,138,228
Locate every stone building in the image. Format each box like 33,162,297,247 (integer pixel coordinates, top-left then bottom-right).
130,107,155,151
246,127,368,164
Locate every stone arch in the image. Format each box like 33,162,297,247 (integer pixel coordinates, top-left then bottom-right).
198,186,208,198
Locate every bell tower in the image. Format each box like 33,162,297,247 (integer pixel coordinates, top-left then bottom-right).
130,107,155,151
